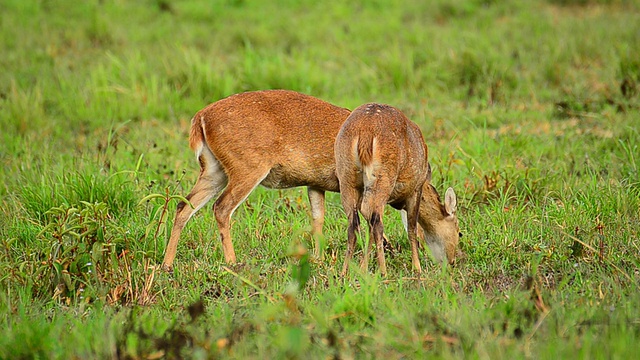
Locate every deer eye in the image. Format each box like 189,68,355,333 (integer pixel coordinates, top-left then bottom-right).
458,232,463,238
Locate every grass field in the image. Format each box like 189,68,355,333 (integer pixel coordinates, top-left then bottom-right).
1,0,640,358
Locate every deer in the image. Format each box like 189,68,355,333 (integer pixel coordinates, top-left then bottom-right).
334,103,460,276
162,90,461,271
162,90,348,271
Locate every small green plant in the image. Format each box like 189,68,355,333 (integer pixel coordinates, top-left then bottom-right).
287,238,310,292
139,185,191,260
34,203,112,302
15,201,156,305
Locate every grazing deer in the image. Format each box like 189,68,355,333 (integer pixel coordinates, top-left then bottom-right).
162,90,349,271
335,103,460,276
163,90,461,271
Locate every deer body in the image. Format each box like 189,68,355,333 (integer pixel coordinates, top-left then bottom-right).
335,103,460,276
162,90,349,270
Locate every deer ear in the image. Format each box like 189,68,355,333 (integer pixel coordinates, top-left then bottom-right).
426,163,432,182
444,187,457,215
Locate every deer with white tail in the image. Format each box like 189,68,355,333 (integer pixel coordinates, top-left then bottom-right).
335,103,460,276
162,90,349,271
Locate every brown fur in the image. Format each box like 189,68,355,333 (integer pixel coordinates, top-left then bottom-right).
189,115,204,152
335,103,428,275
335,103,460,276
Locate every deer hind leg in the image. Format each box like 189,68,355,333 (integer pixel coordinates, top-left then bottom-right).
359,224,373,274
340,186,361,276
307,187,326,259
213,164,271,264
360,180,393,276
162,150,227,271
361,202,387,277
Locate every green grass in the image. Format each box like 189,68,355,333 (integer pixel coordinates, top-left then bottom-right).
1,0,640,358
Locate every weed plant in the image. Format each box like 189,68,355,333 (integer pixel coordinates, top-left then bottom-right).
1,0,639,358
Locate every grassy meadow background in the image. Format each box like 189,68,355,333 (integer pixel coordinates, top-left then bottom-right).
1,0,640,358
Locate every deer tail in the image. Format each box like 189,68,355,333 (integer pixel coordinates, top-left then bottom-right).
354,134,378,187
189,115,207,159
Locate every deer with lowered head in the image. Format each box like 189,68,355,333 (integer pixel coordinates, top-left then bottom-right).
335,103,460,276
162,90,461,271
162,90,348,271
